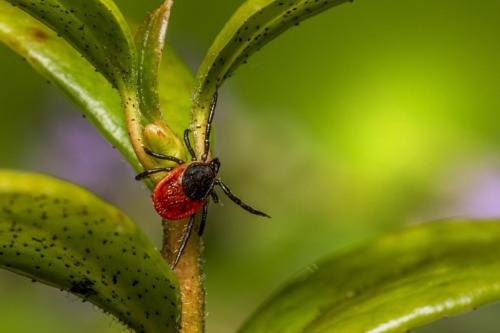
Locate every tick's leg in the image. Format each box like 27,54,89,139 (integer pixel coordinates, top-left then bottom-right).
198,204,209,236
217,180,271,218
210,190,219,204
144,146,185,165
184,129,197,161
202,92,218,162
135,167,174,180
172,214,196,269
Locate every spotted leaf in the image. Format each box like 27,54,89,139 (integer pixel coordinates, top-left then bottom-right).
240,220,500,333
0,170,180,333
190,0,352,156
194,0,352,107
0,2,194,174
4,0,136,89
0,2,138,170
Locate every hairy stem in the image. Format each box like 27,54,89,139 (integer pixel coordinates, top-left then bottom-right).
123,87,198,333
192,109,206,160
126,0,209,327
162,104,211,333
162,221,204,333
156,93,215,333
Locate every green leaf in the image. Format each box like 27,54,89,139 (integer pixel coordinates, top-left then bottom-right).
135,0,173,124
158,43,196,141
194,0,352,106
135,46,195,182
0,2,195,173
134,0,189,173
189,0,352,157
4,0,136,89
240,220,500,333
0,1,139,171
0,170,180,333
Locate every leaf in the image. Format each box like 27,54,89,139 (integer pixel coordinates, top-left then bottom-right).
0,170,180,333
194,0,352,106
189,0,352,157
0,1,139,171
133,0,189,174
135,0,173,124
4,0,136,89
0,2,195,173
239,220,500,333
140,48,195,181
159,43,196,140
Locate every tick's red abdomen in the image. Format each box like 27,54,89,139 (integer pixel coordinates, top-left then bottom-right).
152,164,206,220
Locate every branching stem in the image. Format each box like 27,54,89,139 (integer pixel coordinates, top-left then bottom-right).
125,1,211,328
160,99,213,333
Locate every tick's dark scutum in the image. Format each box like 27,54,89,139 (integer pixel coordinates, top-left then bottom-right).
182,163,216,200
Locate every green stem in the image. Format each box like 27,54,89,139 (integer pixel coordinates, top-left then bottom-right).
162,100,212,333
125,5,211,325
153,88,217,333
162,221,204,333
124,87,206,332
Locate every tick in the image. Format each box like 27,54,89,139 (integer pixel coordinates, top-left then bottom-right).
136,93,270,268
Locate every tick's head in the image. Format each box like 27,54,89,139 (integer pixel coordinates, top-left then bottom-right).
182,162,218,200
209,158,220,174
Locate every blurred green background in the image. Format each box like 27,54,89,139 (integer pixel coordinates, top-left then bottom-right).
2,0,500,332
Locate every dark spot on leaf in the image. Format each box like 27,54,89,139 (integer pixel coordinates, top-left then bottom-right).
70,278,97,298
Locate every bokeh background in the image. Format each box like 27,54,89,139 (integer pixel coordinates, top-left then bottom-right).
1,0,500,332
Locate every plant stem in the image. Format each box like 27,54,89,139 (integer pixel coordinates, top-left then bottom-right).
162,221,204,333
160,103,211,333
123,88,202,331
125,24,210,330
